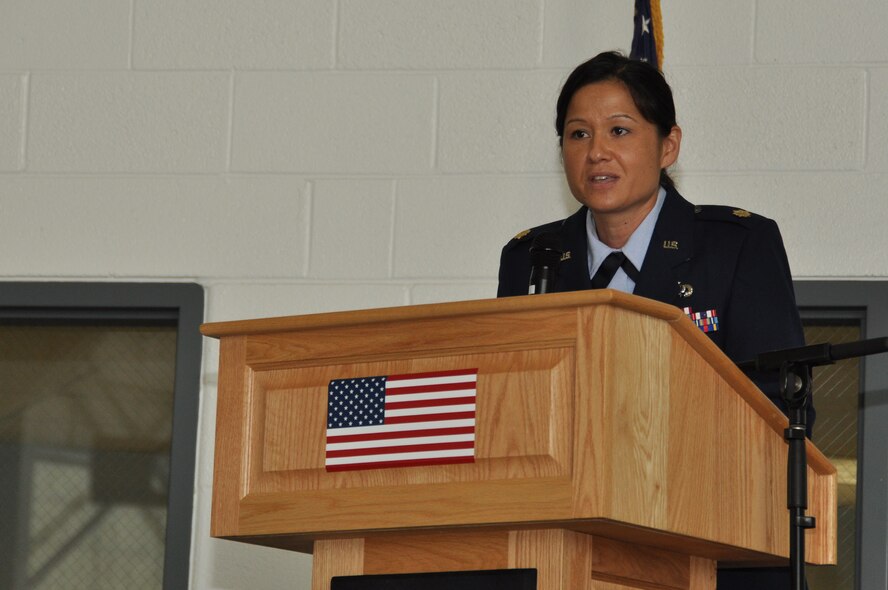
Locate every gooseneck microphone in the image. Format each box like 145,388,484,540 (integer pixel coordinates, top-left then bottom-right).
528,233,563,295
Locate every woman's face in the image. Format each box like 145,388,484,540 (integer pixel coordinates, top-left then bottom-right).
561,80,680,222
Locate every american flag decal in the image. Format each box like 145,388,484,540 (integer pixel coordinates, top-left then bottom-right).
325,368,477,472
683,307,719,333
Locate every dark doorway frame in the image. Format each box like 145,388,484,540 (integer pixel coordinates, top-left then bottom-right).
795,280,888,590
0,282,203,590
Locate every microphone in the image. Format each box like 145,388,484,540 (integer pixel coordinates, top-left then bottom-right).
528,232,563,295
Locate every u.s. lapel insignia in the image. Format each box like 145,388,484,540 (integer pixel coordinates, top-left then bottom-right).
732,209,751,218
678,283,693,298
663,240,679,250
560,251,572,261
682,307,719,333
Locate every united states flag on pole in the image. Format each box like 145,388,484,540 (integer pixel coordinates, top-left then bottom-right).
630,0,663,69
325,368,477,472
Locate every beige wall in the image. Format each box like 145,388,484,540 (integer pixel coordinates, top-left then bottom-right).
1,1,885,588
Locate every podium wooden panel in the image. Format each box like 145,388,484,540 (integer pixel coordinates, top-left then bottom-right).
201,290,836,590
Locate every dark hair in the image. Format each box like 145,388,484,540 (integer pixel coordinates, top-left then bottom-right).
555,51,678,191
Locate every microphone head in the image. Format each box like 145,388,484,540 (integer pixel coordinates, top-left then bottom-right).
529,232,563,266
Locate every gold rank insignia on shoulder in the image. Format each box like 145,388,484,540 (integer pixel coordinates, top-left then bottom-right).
513,229,531,240
560,251,571,261
732,209,751,218
662,240,679,250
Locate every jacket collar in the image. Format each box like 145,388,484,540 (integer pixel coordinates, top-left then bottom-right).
632,186,695,305
554,207,592,292
556,187,695,304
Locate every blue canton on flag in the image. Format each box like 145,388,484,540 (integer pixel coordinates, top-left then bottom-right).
630,0,659,69
327,376,386,429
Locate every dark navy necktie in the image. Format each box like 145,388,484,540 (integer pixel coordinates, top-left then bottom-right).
590,251,640,289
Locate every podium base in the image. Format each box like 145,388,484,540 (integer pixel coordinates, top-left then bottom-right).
312,529,716,590
331,568,535,589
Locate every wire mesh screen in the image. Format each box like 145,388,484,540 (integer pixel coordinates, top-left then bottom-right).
804,323,860,590
0,323,176,589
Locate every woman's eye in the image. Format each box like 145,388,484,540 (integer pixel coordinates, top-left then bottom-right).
569,129,589,139
612,127,629,137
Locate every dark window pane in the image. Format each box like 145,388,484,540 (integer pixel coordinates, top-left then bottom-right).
804,322,860,590
0,324,176,589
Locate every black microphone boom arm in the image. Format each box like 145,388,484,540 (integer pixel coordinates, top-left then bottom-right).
737,336,888,373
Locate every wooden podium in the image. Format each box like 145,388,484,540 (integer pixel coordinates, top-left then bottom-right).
201,290,836,590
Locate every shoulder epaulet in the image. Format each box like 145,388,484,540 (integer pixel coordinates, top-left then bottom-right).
503,219,565,250
693,204,768,225
512,228,533,242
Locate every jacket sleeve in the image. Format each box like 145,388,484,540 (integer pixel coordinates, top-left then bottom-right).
722,218,813,431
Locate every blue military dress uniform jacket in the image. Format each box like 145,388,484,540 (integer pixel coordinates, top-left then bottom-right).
497,186,811,590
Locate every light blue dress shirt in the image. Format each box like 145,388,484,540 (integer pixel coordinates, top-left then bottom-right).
585,186,667,294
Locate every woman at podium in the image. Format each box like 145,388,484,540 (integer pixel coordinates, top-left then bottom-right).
497,51,810,590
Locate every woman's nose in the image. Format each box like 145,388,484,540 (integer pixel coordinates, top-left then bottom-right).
588,135,609,161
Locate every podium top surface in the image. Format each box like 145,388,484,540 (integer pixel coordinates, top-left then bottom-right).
202,290,685,337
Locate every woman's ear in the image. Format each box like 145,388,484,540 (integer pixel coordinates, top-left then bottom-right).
660,125,682,169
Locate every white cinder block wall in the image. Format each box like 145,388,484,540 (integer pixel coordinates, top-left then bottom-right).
1,1,885,588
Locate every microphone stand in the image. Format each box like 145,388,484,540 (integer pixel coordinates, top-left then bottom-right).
738,337,888,590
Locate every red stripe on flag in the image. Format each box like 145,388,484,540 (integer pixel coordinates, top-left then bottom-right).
384,411,476,425
325,455,475,472
326,440,474,459
386,368,478,382
327,426,475,444
385,395,475,410
386,381,476,395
